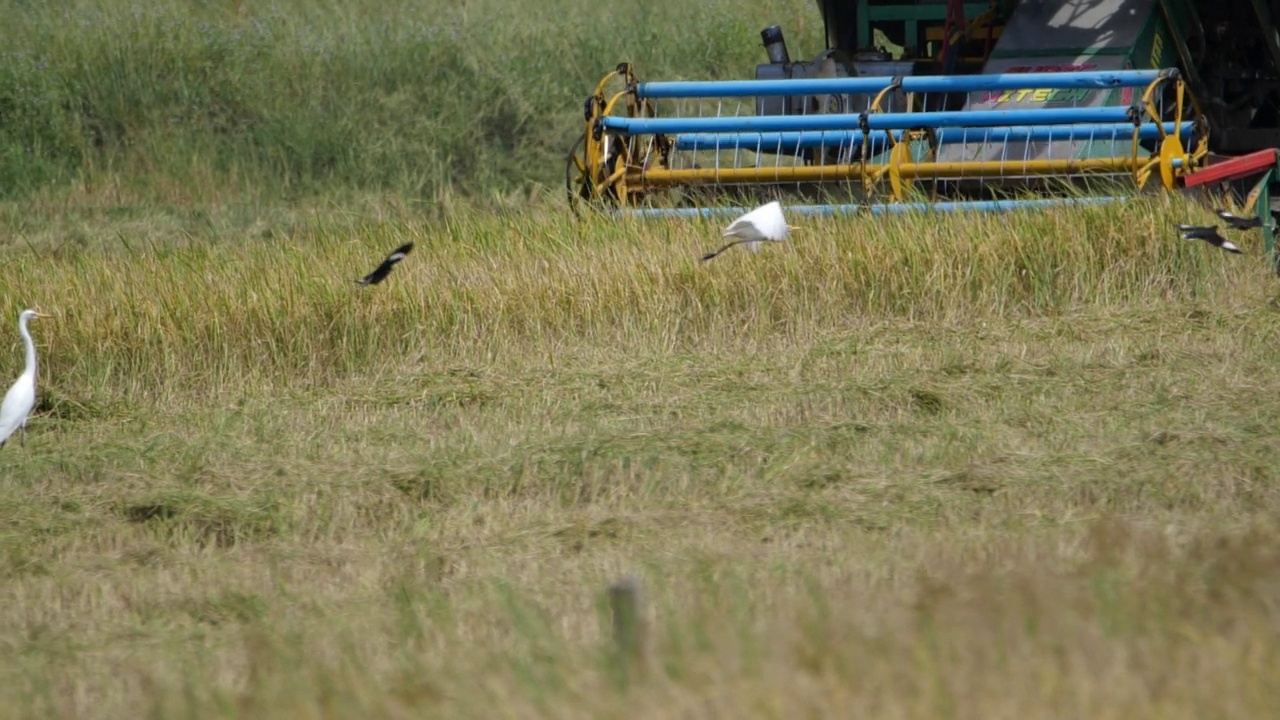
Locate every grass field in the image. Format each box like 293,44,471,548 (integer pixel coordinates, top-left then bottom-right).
5,0,1280,718
5,191,1280,718
0,0,825,205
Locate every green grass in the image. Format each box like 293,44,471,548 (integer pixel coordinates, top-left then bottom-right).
4,190,1280,717
4,0,1280,716
0,0,825,203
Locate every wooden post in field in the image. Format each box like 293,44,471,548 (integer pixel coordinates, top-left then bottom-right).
608,574,649,683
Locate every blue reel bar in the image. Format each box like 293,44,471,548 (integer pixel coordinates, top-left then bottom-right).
601,106,1140,135
632,69,1169,99
671,121,1194,153
621,196,1127,219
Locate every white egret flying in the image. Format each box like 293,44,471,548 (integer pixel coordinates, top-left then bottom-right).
0,309,52,448
701,200,793,261
357,242,415,285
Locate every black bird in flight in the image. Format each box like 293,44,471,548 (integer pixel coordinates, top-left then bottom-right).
357,242,414,285
1215,208,1264,230
1175,224,1242,254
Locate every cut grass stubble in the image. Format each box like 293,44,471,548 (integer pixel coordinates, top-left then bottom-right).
3,193,1280,718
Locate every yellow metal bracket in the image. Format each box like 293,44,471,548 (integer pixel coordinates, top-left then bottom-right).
1136,73,1199,189
888,140,912,200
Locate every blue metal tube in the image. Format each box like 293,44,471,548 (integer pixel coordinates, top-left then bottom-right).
865,197,1124,214
671,121,1193,152
635,70,1167,99
602,107,1137,135
621,196,1126,219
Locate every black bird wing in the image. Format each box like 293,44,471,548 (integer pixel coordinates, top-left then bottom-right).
1215,208,1262,228
386,242,415,261
1213,207,1254,224
1174,224,1243,253
1197,228,1242,252
1175,224,1217,239
1216,236,1244,253
357,261,393,285
357,242,415,285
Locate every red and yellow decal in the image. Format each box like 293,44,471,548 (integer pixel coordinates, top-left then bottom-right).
981,87,1094,104
979,62,1135,105
1002,63,1099,73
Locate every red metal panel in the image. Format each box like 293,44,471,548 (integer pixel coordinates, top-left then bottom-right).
1182,149,1280,188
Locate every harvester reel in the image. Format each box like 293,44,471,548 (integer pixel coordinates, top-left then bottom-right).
568,62,678,214
573,63,1208,210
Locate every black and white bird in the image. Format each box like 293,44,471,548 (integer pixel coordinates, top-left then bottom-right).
1215,208,1264,230
357,242,414,285
1175,224,1243,254
701,201,792,261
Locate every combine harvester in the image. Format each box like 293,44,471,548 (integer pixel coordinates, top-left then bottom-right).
568,0,1280,253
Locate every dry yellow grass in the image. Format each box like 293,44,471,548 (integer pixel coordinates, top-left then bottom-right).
3,191,1280,718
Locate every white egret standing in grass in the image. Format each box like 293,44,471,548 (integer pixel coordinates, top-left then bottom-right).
0,309,52,448
701,200,793,261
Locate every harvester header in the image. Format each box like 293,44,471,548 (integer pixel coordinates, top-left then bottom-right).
567,0,1280,243
569,62,1202,210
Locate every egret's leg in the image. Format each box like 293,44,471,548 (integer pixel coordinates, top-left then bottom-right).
19,424,26,448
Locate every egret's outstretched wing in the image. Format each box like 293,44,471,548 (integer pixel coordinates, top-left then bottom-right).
723,201,788,241
705,201,790,260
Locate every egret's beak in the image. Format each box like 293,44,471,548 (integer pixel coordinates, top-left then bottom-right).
34,311,54,320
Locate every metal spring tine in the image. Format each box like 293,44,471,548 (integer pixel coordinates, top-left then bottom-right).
998,126,1010,177
720,98,732,186
777,117,788,186
1100,124,1111,172
1022,121,1034,180
783,131,793,190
